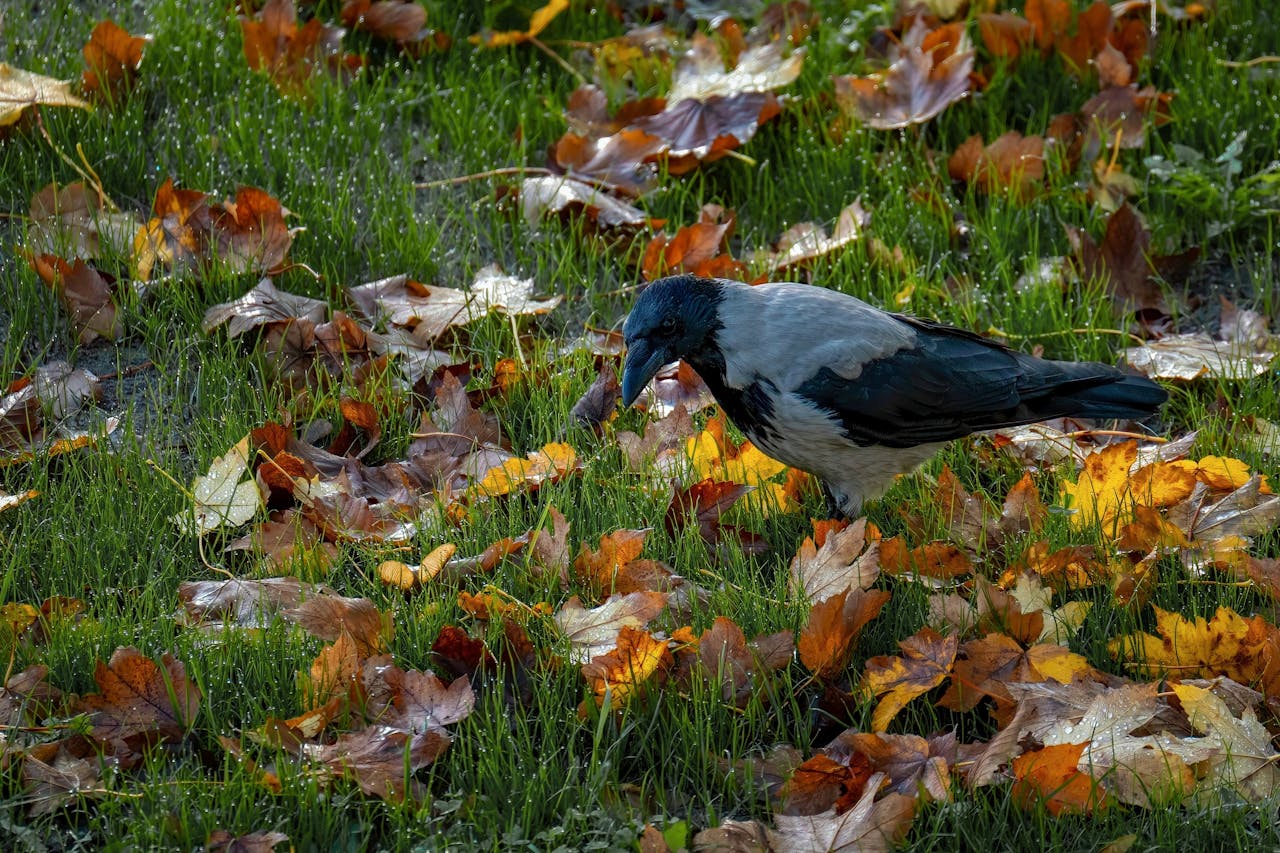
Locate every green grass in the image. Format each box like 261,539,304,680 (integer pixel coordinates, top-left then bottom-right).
2,0,1280,850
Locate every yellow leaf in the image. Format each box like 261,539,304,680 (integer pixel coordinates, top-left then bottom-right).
171,435,260,535
721,442,786,486
582,625,673,706
1196,456,1253,491
469,0,569,48
0,63,91,126
1128,460,1197,507
685,429,724,481
1060,441,1137,531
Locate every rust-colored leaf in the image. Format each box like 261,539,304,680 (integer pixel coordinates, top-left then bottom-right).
80,647,201,744
862,628,957,731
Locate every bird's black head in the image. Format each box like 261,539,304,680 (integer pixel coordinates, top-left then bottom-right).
621,275,725,407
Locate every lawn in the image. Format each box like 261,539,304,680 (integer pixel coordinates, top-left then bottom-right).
2,0,1280,850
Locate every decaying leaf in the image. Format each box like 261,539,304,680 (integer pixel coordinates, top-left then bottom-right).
172,436,262,535
0,63,91,126
833,19,973,130
80,647,201,744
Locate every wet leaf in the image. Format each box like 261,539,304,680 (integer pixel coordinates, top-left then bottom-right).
833,19,973,130
80,647,201,744
862,627,958,731
0,63,91,126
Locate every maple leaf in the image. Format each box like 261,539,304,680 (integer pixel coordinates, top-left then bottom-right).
1026,0,1113,73
362,660,476,735
178,576,317,631
828,730,954,803
642,204,746,281
780,752,875,816
23,740,101,816
1167,475,1280,543
0,665,62,728
472,442,578,499
469,0,568,48
789,517,881,604
878,537,972,582
617,404,696,475
286,593,393,657
948,132,1046,201
759,201,870,276
664,479,766,554
553,591,668,663
0,63,91,126
940,633,1092,712
171,435,261,535
833,19,973,130
1012,742,1112,815
80,647,201,744
302,629,362,705
799,587,892,679
862,627,957,731
1066,203,1198,315
340,0,431,46
81,19,149,101
25,180,139,260
771,774,916,851
520,176,656,231
1111,605,1273,687
582,625,674,708
203,278,329,339
210,187,295,274
1171,682,1280,802
240,0,364,96
27,255,123,344
978,12,1035,61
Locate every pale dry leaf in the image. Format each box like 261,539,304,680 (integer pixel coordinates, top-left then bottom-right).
0,63,91,125
1125,332,1276,381
789,518,879,604
772,772,915,852
520,176,652,230
667,35,804,106
469,265,562,317
172,435,261,535
553,591,668,663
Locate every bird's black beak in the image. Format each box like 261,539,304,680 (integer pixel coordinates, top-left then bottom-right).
621,338,670,408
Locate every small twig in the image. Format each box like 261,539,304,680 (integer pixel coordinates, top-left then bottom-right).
1218,55,1280,68
1000,327,1147,346
415,166,553,190
1059,429,1168,443
33,110,120,212
719,149,758,167
528,36,587,84
96,361,154,382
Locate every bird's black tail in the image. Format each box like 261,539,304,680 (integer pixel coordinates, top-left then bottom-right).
1020,357,1167,422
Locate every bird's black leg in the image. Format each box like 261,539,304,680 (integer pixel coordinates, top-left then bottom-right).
820,481,845,521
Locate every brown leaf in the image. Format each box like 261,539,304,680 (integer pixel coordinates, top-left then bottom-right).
81,19,148,100
762,201,870,275
781,752,875,816
206,829,291,853
862,627,957,731
947,132,1046,201
978,12,1034,60
1067,203,1185,314
240,0,363,96
303,629,362,704
0,665,62,728
210,187,295,274
833,18,974,130
570,363,621,434
665,479,764,554
29,255,123,344
23,740,101,816
178,576,315,630
829,730,953,802
553,591,668,663
1012,742,1112,815
799,587,891,678
80,647,201,744
286,594,392,657
203,278,328,338
340,0,427,44
26,180,139,260
772,775,916,851
789,517,880,604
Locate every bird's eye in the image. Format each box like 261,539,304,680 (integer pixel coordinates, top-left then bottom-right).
659,317,679,334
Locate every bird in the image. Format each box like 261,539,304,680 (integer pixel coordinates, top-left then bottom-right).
620,274,1167,519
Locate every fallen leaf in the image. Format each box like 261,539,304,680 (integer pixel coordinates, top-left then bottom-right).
470,0,568,48
240,0,363,96
553,591,668,663
789,517,880,604
862,627,958,731
799,588,892,678
80,647,201,744
582,625,674,707
0,63,91,126
172,435,262,535
1012,742,1112,815
81,19,149,101
833,19,974,130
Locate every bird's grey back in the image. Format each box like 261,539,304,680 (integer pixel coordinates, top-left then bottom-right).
709,280,917,390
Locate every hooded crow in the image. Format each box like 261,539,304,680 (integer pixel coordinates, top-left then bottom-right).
621,275,1167,518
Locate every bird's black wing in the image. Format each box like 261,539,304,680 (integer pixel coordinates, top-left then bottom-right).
795,315,1153,449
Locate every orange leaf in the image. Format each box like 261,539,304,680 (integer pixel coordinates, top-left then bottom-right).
582,625,673,707
1012,743,1111,815
862,628,957,731
81,647,201,743
799,588,891,678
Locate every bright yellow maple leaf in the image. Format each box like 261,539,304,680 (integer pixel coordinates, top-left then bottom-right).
581,625,673,707
1060,441,1138,531
1195,456,1253,491
1110,605,1273,686
474,442,577,497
